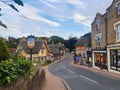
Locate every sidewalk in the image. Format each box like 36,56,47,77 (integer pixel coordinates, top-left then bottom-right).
42,66,66,90
70,61,120,80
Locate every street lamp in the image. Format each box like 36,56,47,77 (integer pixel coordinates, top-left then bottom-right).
27,35,35,77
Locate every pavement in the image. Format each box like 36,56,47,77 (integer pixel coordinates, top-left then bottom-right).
42,66,66,90
70,61,120,80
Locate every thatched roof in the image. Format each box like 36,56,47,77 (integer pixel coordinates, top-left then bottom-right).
75,33,91,47
18,40,46,54
48,44,64,55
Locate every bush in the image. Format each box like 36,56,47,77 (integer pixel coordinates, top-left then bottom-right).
0,59,30,86
36,60,51,66
44,60,51,65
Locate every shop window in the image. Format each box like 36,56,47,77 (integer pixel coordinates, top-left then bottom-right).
110,49,120,71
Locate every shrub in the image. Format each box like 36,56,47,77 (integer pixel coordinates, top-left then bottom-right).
0,59,30,86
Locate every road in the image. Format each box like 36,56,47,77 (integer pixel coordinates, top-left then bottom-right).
48,53,120,90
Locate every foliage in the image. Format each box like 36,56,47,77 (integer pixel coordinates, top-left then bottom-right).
75,32,91,47
64,37,78,52
0,59,30,86
0,0,24,28
0,21,7,28
48,36,65,44
0,37,10,62
36,60,51,66
7,36,19,48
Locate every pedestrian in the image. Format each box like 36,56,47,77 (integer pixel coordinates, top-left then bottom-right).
75,54,80,64
74,53,77,64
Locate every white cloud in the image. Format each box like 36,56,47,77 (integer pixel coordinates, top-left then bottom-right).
16,4,61,27
46,0,60,3
0,0,113,39
73,13,91,27
66,0,86,9
40,1,57,9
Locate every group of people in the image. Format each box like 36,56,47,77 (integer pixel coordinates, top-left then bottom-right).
73,53,82,64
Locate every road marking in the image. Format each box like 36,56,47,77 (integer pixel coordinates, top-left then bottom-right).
79,75,97,84
60,77,72,90
62,65,75,74
67,68,75,74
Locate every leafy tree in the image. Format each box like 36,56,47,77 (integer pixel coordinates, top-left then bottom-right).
0,0,24,28
64,37,78,52
0,37,10,62
48,36,65,44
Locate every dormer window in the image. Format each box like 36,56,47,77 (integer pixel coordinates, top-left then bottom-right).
96,20,100,30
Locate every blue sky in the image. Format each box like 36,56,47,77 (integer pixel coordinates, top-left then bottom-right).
0,0,113,39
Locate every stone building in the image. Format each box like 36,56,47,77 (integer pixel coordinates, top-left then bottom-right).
107,0,120,72
92,0,120,73
75,32,91,58
48,43,65,61
16,37,50,61
91,13,107,69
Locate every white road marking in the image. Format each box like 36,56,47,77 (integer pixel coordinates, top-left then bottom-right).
79,75,98,84
62,65,75,74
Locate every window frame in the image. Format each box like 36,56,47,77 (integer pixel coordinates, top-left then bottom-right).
117,3,120,15
95,34,102,47
115,1,120,15
95,20,100,30
116,24,120,42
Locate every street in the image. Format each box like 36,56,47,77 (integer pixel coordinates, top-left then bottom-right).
48,53,120,90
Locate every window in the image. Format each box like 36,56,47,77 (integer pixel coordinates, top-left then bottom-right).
116,24,120,42
110,49,120,71
96,20,100,30
95,34,101,47
117,3,120,15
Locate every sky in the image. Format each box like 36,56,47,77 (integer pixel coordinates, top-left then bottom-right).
0,0,113,39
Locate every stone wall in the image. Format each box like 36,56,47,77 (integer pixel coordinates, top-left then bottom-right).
0,68,45,90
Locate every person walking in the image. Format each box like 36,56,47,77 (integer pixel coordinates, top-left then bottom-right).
74,53,77,64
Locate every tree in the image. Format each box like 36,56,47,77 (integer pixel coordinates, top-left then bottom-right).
64,37,78,52
48,36,65,44
75,32,91,47
0,37,10,62
0,0,24,28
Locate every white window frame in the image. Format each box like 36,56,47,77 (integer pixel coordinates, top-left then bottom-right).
116,24,120,42
115,1,120,15
118,3,120,15
95,20,100,30
114,21,120,42
95,34,102,47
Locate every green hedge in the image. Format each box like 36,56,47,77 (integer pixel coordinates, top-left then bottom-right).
0,59,30,86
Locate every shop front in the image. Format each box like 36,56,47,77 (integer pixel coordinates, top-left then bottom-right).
92,51,107,69
107,44,120,72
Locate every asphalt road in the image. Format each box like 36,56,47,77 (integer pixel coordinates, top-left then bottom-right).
48,53,120,90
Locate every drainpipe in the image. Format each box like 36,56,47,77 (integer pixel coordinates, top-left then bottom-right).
105,18,108,70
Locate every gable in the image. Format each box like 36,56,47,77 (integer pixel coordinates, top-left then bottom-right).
16,40,45,54
92,13,103,25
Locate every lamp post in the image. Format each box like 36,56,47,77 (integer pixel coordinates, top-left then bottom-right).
27,35,35,77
